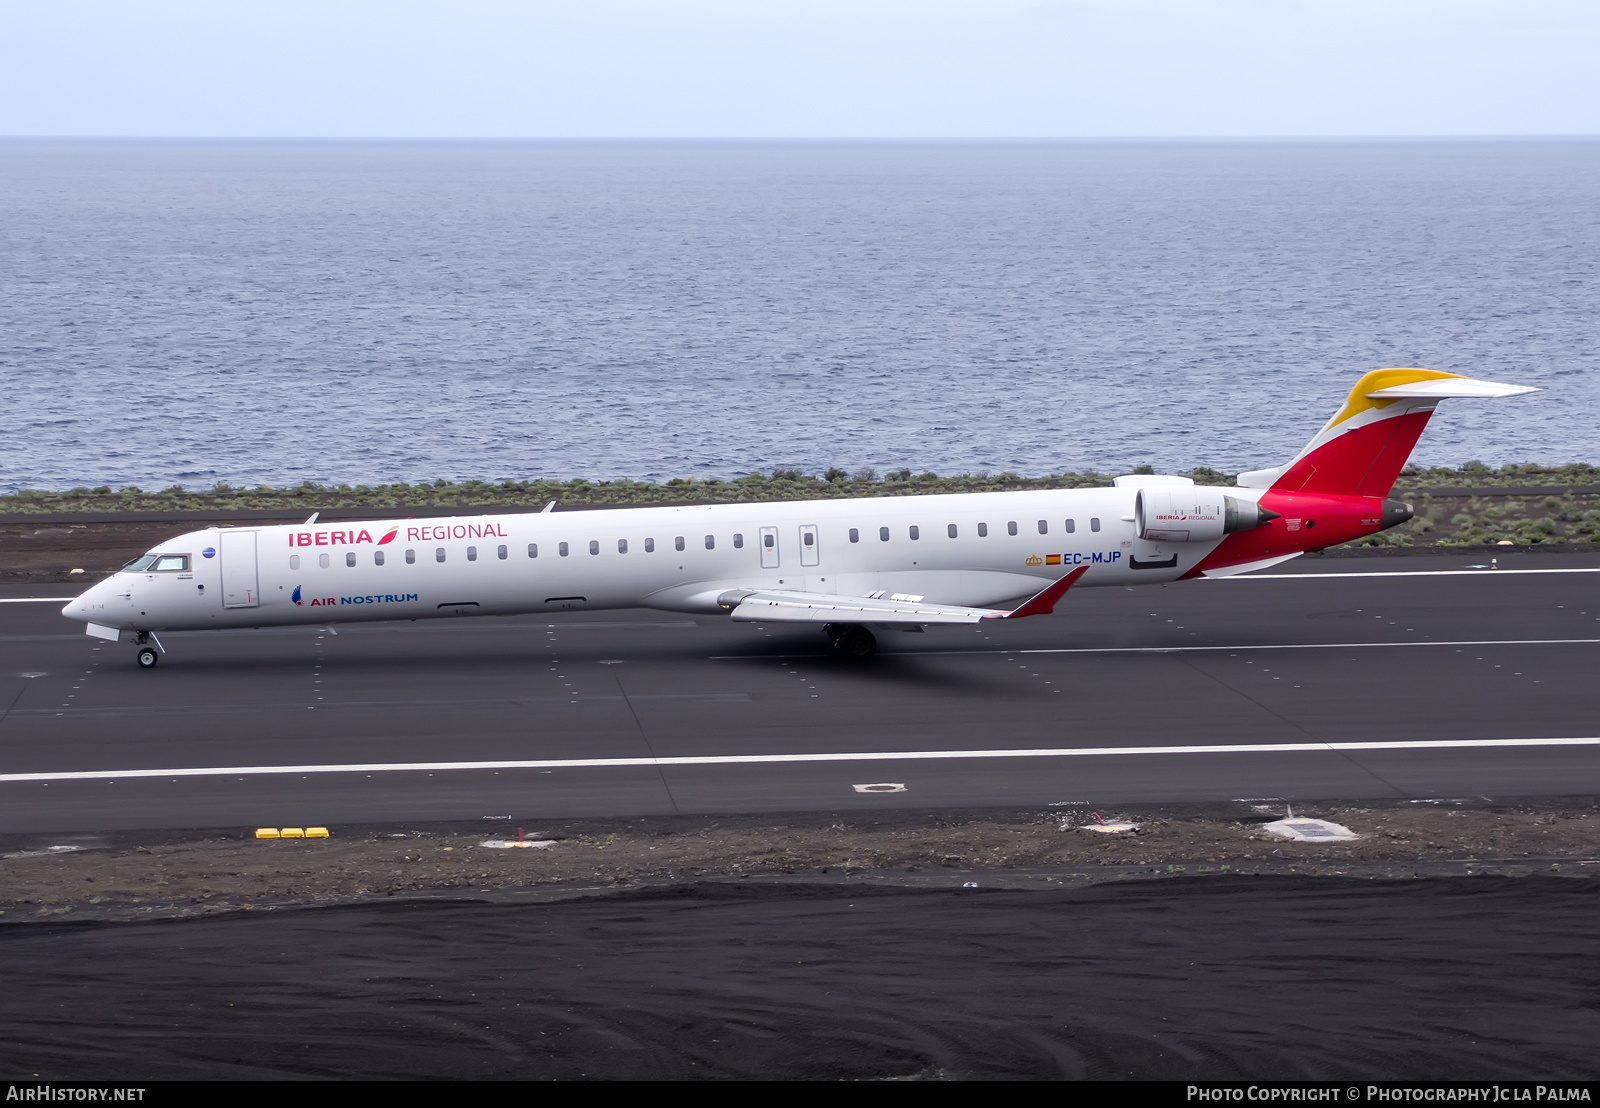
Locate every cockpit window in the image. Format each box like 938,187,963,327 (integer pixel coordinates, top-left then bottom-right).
123,554,159,571
151,554,190,572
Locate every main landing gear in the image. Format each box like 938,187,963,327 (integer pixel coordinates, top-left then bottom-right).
134,631,163,669
824,623,877,659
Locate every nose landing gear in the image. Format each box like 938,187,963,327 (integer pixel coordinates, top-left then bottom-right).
133,631,165,669
823,624,877,659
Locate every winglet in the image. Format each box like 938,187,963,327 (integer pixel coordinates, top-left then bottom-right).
994,565,1090,620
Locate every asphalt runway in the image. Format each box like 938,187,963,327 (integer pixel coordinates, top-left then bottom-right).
2,550,1598,834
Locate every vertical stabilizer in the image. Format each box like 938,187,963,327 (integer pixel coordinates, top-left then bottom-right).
1235,369,1537,497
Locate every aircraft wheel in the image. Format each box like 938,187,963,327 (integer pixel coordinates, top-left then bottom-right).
841,627,877,659
136,647,159,669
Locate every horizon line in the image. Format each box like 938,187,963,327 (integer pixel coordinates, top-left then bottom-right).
4,133,1600,143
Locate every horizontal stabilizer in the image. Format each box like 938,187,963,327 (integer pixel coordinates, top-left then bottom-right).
723,567,1090,625
1365,377,1538,400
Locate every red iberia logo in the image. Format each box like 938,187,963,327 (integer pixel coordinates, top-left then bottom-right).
291,526,394,548
289,524,409,548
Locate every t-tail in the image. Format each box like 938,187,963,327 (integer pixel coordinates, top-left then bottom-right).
1237,369,1537,497
1185,369,1537,577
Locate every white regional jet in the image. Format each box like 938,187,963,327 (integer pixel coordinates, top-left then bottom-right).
64,369,1534,668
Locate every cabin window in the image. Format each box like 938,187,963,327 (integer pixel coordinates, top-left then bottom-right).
645,537,655,552
405,549,416,564
467,546,477,562
497,545,507,560
705,535,715,550
733,533,743,549
152,554,189,572
346,552,357,567
978,522,988,537
764,533,776,549
559,542,569,557
589,540,599,555
1065,519,1076,533
436,548,446,563
947,524,958,538
618,539,628,554
290,555,300,570
1007,521,1018,536
909,525,920,540
849,527,859,543
879,526,889,541
1090,517,1101,532
374,550,384,566
1038,519,1048,534
319,553,329,569
675,536,685,551
528,543,538,558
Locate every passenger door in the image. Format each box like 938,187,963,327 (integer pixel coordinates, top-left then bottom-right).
219,530,260,608
799,524,819,567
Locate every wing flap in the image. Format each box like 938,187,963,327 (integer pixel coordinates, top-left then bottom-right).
723,567,1090,625
725,590,995,624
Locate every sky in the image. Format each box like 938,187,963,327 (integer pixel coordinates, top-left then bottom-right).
1,0,1597,137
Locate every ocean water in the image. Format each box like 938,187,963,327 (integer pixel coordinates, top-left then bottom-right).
1,139,1596,494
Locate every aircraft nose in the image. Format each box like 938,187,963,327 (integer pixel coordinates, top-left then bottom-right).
61,579,106,621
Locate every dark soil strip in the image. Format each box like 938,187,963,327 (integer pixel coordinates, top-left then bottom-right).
1,876,1595,1080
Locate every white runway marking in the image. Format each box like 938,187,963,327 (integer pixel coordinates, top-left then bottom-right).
2,737,1595,784
714,637,1600,660
0,598,75,604
1012,638,1600,656
1212,567,1600,580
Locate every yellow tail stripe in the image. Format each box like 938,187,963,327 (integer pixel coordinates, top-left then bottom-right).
1328,368,1463,428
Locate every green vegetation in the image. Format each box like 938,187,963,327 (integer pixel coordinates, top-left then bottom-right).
1379,490,1600,547
4,462,1598,546
0,467,1163,515
1394,461,1600,489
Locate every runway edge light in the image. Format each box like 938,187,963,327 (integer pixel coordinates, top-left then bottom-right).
254,828,279,839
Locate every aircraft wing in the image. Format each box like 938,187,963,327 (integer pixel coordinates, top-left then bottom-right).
721,566,1088,624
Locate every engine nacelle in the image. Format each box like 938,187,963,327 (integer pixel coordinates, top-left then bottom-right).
1135,488,1280,543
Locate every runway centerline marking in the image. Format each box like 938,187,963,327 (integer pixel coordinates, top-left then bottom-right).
0,598,75,604
2,737,1595,784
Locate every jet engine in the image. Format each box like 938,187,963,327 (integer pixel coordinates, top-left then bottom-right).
1135,487,1280,543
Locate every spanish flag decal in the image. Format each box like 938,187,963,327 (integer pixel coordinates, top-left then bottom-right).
1045,554,1063,565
